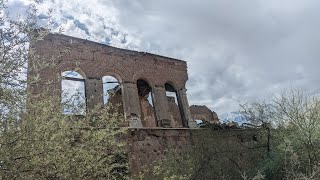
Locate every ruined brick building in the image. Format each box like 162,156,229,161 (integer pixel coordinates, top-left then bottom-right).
28,33,268,176
29,33,218,128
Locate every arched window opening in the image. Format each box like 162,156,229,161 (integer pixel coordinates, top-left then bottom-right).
137,79,156,127
102,76,120,104
102,76,123,113
165,83,183,127
61,71,86,115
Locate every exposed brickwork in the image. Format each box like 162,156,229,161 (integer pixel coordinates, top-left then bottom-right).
127,128,193,173
139,96,156,127
168,96,183,127
190,105,220,123
108,90,123,114
29,33,197,128
127,128,268,177
30,34,188,88
29,33,268,178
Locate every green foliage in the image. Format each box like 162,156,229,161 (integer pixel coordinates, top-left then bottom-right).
1,92,128,179
240,100,275,125
0,1,129,179
0,0,50,131
240,89,320,179
145,89,320,180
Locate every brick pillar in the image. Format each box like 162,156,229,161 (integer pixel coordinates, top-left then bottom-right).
178,88,197,128
85,77,103,110
153,85,171,127
122,82,143,127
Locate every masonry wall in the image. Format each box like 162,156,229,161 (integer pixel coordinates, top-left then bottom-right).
127,128,269,178
28,33,268,179
29,33,196,128
190,105,220,123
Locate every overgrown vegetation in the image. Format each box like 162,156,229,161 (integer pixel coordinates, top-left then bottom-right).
138,128,269,180
141,89,320,180
2,1,320,180
2,93,128,179
0,1,128,179
240,89,320,179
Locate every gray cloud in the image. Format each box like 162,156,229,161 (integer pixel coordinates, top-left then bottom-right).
9,0,320,116
110,0,320,114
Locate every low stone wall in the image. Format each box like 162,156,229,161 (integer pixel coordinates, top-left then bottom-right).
127,128,193,173
127,128,269,177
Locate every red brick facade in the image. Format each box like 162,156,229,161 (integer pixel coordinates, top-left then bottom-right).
29,33,197,128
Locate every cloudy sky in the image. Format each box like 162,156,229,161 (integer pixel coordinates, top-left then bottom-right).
7,0,320,117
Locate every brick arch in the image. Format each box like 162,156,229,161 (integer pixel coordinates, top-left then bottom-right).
61,69,86,78
58,61,87,77
134,76,154,88
101,72,123,84
164,81,179,92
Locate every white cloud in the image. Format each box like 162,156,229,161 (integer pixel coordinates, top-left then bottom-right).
8,0,320,117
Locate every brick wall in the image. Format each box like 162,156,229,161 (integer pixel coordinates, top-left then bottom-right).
127,128,269,177
29,33,197,128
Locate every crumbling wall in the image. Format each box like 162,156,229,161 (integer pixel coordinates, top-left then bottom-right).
190,105,220,123
167,96,183,128
127,128,193,173
29,33,268,179
108,88,123,114
139,96,156,127
127,128,269,177
29,33,197,128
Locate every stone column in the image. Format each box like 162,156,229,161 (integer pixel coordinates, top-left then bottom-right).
153,85,171,127
85,77,103,110
178,88,197,128
122,82,143,127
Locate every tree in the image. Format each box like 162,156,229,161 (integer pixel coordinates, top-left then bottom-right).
239,100,275,126
240,89,320,179
146,89,320,180
273,90,320,178
1,92,128,179
0,1,128,179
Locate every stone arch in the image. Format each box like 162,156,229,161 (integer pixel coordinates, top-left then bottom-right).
61,70,86,115
137,79,157,127
165,82,183,127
